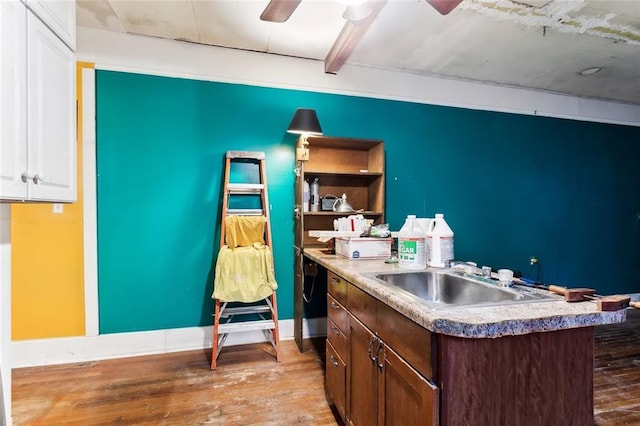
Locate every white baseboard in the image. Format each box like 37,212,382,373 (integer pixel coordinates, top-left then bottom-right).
11,317,327,368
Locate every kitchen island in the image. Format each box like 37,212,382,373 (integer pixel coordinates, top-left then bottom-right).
303,248,626,426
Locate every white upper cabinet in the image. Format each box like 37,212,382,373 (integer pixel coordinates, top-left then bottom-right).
26,0,75,50
0,1,28,200
0,0,76,202
26,10,76,202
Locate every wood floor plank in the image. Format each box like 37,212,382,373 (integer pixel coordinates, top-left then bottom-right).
13,311,640,425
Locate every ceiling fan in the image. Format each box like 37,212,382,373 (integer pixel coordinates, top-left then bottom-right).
259,0,463,22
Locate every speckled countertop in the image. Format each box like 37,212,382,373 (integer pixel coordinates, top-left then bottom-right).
304,248,627,338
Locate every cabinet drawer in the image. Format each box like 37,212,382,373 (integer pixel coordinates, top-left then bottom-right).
377,302,433,380
327,294,347,332
347,283,378,332
327,317,348,359
326,340,347,421
328,271,348,305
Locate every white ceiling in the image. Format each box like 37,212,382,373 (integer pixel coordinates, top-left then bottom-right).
76,0,640,105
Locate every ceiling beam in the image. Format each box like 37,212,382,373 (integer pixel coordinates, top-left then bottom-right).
324,1,387,75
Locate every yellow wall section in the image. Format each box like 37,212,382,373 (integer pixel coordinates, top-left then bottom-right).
11,62,94,340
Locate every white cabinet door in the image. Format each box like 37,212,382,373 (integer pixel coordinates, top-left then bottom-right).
0,1,28,201
26,11,76,202
26,0,75,50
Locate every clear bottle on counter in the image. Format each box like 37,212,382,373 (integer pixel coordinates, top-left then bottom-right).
303,179,310,212
310,178,320,212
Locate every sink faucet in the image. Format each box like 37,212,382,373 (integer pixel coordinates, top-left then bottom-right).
450,261,499,284
449,261,482,276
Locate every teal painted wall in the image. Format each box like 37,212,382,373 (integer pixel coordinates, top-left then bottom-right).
97,70,640,333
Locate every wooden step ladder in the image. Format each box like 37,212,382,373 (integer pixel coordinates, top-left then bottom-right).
211,151,281,370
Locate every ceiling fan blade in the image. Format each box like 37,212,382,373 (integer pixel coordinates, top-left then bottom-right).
426,0,463,15
325,1,388,74
260,0,302,22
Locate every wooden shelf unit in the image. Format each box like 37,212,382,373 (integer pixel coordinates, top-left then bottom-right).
301,136,385,247
294,135,385,351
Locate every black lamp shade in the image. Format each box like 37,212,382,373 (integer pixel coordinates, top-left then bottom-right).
287,108,322,135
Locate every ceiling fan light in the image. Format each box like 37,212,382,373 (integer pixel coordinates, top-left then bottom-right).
343,4,372,23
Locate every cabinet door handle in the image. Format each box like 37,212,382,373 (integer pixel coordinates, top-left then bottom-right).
329,355,339,367
331,325,341,335
376,340,384,370
32,174,42,184
331,276,340,284
21,172,30,183
368,337,378,364
331,301,340,309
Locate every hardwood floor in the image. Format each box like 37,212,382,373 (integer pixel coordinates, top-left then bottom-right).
594,309,640,425
13,310,640,425
12,339,339,426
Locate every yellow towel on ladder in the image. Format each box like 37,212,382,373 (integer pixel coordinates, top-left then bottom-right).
212,243,278,303
225,215,265,249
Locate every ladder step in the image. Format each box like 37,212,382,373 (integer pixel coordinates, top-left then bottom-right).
227,183,265,194
218,320,275,333
227,209,264,216
226,151,265,160
221,305,271,317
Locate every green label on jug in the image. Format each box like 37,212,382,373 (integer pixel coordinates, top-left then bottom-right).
399,240,417,260
399,237,426,267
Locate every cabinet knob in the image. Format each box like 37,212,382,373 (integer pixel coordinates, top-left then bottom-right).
21,172,30,183
331,325,341,335
32,174,43,184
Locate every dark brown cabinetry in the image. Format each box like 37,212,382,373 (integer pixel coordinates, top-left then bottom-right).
313,255,599,425
436,327,595,426
345,294,595,426
381,344,439,426
294,136,385,350
326,271,439,426
326,339,347,420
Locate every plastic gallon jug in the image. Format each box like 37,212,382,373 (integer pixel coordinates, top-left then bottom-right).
398,214,427,270
427,213,454,268
417,218,433,236
310,178,320,212
303,179,310,212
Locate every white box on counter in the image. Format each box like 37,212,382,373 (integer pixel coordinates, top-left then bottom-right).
335,237,393,259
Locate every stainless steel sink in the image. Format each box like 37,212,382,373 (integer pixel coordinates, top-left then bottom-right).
365,270,555,309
